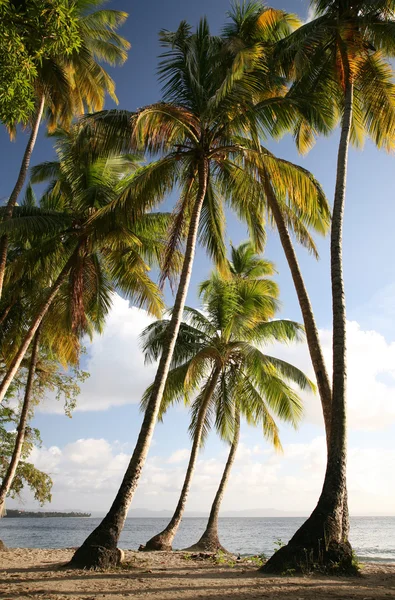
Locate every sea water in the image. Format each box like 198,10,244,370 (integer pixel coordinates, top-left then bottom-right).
1,516,394,563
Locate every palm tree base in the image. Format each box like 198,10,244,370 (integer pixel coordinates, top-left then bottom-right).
68,545,124,570
260,508,357,575
183,529,228,554
143,531,174,552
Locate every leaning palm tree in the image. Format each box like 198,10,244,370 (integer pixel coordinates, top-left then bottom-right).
262,0,395,574
139,245,311,551
0,126,174,405
0,0,130,298
69,11,332,568
224,0,334,449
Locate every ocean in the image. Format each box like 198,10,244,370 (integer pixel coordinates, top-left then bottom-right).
1,516,394,563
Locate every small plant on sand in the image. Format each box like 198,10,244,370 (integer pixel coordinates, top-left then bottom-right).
245,554,266,566
274,538,285,552
215,551,235,567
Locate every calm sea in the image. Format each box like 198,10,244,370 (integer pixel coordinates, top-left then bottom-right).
1,517,394,563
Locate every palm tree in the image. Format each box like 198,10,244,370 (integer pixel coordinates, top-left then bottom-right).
139,244,311,551
0,0,130,298
224,0,333,448
0,126,172,405
68,11,333,568
262,1,395,574
185,242,307,553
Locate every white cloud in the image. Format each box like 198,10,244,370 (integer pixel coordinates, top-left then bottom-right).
13,436,395,516
39,294,156,413
37,294,395,432
262,321,395,431
167,449,190,464
305,6,317,23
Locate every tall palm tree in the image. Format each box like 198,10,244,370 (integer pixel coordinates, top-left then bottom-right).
0,126,172,405
262,1,395,574
68,11,332,567
0,0,130,298
139,244,311,551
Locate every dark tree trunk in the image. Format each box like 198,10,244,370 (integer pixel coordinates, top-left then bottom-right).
0,252,74,405
184,408,240,554
144,367,221,551
261,76,354,575
0,327,41,513
69,158,209,569
0,95,45,299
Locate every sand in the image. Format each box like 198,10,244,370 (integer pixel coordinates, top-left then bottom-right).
0,548,394,600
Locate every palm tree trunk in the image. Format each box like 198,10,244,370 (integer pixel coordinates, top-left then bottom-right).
263,177,332,446
261,75,354,575
0,94,45,299
185,408,240,553
0,326,41,514
69,157,209,570
0,253,74,405
144,367,221,551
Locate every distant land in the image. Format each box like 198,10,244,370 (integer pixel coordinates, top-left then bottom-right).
6,507,393,518
124,508,307,518
4,510,91,518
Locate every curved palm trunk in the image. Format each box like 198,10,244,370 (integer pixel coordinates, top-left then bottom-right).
185,408,240,553
144,367,221,551
263,177,332,446
0,95,45,299
0,326,41,514
0,254,74,405
261,77,354,575
69,157,209,569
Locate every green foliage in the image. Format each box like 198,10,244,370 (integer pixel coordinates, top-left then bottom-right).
0,343,88,504
1,126,173,337
215,550,235,566
0,0,81,126
274,537,285,551
242,553,266,566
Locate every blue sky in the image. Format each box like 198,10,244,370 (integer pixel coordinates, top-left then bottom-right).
2,0,395,516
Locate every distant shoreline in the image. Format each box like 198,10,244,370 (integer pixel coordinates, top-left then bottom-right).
4,510,91,519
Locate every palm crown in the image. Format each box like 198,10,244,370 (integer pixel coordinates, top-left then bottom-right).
276,0,395,149
141,243,313,450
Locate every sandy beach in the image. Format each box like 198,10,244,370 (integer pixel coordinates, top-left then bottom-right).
0,548,394,600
